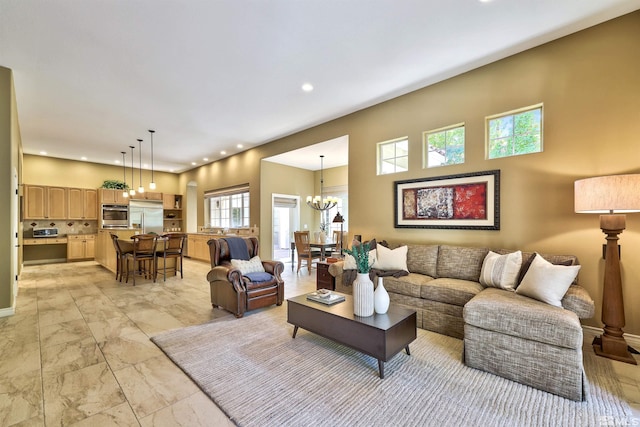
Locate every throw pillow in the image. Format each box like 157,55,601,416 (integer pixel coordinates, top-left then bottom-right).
231,256,265,275
479,250,523,291
372,244,408,272
343,249,377,270
516,253,581,307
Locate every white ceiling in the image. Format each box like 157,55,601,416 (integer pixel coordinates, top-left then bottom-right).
1,1,638,173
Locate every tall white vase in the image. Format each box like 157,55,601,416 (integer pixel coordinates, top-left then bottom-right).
374,277,390,314
353,273,374,317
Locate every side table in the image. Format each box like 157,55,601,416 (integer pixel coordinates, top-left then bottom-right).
316,261,335,290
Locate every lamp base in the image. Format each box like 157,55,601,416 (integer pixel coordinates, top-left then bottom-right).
592,335,638,365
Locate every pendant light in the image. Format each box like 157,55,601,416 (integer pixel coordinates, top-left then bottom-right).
137,138,145,194
121,151,129,198
129,145,136,196
148,129,156,190
306,155,338,211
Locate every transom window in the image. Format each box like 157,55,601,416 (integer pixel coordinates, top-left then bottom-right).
204,185,250,228
487,104,543,159
423,123,465,168
377,137,408,175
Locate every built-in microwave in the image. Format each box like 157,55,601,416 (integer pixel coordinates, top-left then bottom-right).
101,204,129,229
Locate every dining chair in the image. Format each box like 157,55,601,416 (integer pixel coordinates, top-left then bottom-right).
294,231,321,275
332,230,345,257
125,234,157,286
155,233,187,281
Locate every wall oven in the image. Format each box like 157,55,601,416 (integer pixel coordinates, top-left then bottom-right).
101,204,129,229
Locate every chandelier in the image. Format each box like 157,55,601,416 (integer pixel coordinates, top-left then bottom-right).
306,155,338,211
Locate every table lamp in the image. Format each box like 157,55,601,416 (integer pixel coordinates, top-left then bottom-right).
575,174,640,365
332,212,344,257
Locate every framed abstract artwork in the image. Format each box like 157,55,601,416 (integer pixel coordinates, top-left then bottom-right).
394,170,500,230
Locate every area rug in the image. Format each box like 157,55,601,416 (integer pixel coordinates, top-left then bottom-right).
151,305,632,427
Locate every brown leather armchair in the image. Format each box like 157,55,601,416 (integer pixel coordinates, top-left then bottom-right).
206,237,284,318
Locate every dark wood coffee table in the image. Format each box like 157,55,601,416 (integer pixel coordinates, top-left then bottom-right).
287,293,417,378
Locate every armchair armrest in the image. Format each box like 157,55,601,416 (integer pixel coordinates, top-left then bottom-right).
206,265,245,294
262,260,284,281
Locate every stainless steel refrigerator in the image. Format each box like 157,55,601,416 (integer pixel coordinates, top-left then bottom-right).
129,200,164,234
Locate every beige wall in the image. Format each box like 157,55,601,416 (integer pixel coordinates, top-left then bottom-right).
180,12,640,334
23,154,180,193
14,12,640,334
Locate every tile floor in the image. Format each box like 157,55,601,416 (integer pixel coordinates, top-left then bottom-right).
1,258,639,426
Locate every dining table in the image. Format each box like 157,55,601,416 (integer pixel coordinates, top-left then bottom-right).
290,239,337,270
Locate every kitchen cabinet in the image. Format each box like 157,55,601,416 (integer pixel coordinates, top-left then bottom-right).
187,234,211,262
131,191,162,201
96,229,136,274
163,193,183,232
24,185,68,220
99,188,129,205
68,188,98,220
67,234,96,260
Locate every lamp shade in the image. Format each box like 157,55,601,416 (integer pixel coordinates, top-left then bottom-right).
574,174,640,214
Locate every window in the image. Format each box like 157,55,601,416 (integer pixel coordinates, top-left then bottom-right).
487,104,542,159
423,123,465,168
377,137,408,175
204,185,250,228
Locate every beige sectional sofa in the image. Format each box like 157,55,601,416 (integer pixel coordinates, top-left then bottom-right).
328,243,595,401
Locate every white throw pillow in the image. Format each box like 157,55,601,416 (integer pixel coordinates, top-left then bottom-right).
231,256,265,275
343,249,377,270
516,254,580,307
371,245,408,271
479,250,523,291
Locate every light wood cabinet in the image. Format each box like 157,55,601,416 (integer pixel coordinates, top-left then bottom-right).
99,188,129,205
187,234,211,262
68,188,98,220
130,191,162,201
24,185,68,220
67,234,96,260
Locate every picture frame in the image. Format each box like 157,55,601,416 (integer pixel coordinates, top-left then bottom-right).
394,170,500,230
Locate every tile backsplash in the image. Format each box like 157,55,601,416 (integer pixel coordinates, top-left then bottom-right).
23,220,99,238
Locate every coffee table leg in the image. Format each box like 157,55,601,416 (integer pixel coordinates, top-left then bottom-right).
378,360,385,379
292,325,299,338
405,345,411,356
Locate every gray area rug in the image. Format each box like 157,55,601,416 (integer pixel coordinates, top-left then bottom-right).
151,304,631,427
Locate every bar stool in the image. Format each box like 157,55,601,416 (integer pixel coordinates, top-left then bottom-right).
155,233,187,281
110,233,132,282
125,234,157,286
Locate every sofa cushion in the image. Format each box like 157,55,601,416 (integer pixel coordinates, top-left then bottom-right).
436,245,489,281
479,250,522,291
464,288,583,349
406,244,438,277
516,254,581,307
562,285,595,319
420,277,484,307
384,273,433,298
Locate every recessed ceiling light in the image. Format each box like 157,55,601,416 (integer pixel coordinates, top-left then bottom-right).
191,162,197,166
203,157,209,162
40,151,47,155
220,150,226,155
115,160,121,164
237,144,243,149
302,83,314,92
81,156,88,161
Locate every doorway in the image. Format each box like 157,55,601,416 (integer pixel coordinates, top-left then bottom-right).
272,194,299,265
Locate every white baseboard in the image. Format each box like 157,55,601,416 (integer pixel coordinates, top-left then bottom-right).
582,325,640,350
0,305,16,318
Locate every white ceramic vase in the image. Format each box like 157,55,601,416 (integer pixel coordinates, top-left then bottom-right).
319,231,327,243
374,277,390,314
353,273,374,316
